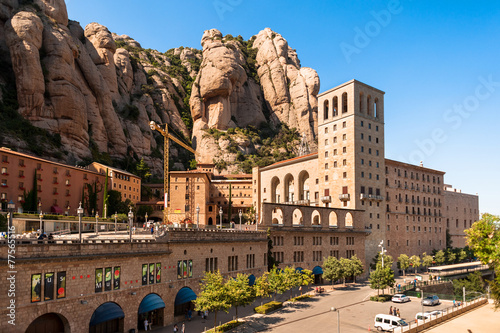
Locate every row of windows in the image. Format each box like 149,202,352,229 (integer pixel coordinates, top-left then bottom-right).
388,168,442,184
246,254,255,269
2,167,91,181
228,256,239,272
360,146,380,155
312,251,323,261
322,93,380,120
273,236,284,246
312,236,322,246
386,239,443,247
274,236,357,247
390,180,441,194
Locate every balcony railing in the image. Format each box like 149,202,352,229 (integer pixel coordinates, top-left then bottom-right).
361,194,384,201
282,200,311,206
339,194,350,201
321,196,331,203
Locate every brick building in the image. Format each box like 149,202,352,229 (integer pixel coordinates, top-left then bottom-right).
443,185,479,248
0,147,105,216
0,229,267,333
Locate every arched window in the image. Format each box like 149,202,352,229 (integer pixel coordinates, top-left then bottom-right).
333,96,338,117
329,211,338,228
374,98,379,118
367,95,371,116
342,92,348,113
359,92,364,113
345,212,353,228
323,100,329,120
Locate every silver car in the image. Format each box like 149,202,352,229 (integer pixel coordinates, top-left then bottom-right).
422,295,440,306
392,294,410,303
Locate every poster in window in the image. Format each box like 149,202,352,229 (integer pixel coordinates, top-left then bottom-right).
57,272,66,299
149,263,155,284
113,267,121,290
44,272,54,301
31,274,41,303
95,268,103,293
104,267,112,291
142,264,148,285
188,260,193,278
156,263,161,283
183,260,188,279
177,261,182,280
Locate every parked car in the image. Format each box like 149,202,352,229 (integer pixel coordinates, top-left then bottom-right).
374,314,409,331
422,295,440,306
415,310,443,320
392,294,410,303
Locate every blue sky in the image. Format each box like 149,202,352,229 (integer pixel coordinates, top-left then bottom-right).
66,0,500,215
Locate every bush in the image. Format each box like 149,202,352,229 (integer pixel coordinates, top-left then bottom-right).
254,301,283,314
370,294,393,302
205,320,243,333
289,295,311,302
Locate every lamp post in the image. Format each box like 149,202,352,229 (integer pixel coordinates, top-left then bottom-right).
7,200,15,235
416,287,424,322
95,212,99,236
378,240,386,268
330,307,340,333
255,212,259,231
128,207,134,242
196,205,200,229
38,201,42,214
239,209,242,230
114,212,118,234
219,206,223,229
145,212,148,225
39,211,43,235
77,202,84,243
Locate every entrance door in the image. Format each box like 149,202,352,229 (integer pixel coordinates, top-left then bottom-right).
26,313,65,333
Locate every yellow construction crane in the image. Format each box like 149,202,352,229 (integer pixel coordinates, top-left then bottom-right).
149,121,196,224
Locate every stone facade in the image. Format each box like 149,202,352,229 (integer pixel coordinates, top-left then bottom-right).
0,229,267,333
0,147,105,216
88,162,142,204
443,185,479,248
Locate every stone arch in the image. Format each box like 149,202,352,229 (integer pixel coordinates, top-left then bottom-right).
89,302,125,333
374,97,379,118
342,92,348,113
138,293,166,328
174,287,197,317
292,208,303,226
26,313,70,333
323,99,329,120
333,96,338,116
366,95,372,116
345,212,353,228
329,211,338,227
284,173,294,203
311,210,321,226
271,176,281,203
272,207,283,225
208,217,213,225
298,170,310,202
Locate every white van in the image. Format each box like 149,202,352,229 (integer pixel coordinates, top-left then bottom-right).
374,314,408,331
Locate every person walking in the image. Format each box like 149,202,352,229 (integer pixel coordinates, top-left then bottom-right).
173,324,178,332
144,318,149,331
393,307,397,316
389,306,393,315
181,322,186,333
397,308,401,317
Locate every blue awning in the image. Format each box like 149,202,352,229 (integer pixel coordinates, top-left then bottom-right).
312,266,323,275
90,302,124,326
248,274,256,286
139,293,166,314
174,287,197,306
296,267,304,272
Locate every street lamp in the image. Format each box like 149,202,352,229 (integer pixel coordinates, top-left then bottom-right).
77,202,84,243
95,212,99,236
255,211,259,231
145,212,148,225
219,206,223,229
330,307,340,333
239,209,242,230
128,207,134,242
417,288,424,322
114,212,118,234
378,240,386,268
7,200,15,235
38,201,42,214
39,211,44,235
196,205,200,229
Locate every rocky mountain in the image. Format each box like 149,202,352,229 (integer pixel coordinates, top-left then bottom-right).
0,0,319,176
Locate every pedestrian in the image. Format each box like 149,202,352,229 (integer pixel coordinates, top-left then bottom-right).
204,310,208,319
148,317,152,331
151,226,154,235
187,308,192,321
398,283,401,292
144,318,149,331
393,308,397,316
453,299,456,307
389,306,393,315
397,308,401,317
181,322,185,333
173,324,178,332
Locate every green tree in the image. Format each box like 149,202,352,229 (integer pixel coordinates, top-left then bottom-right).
446,250,457,264
350,255,364,283
254,272,271,304
225,273,254,320
422,252,434,272
339,257,352,286
193,271,231,330
84,180,102,215
266,228,278,270
135,158,152,180
465,213,500,308
446,228,453,248
323,256,343,286
410,255,421,274
102,168,109,218
267,266,285,300
369,261,395,296
136,205,153,222
282,266,300,299
458,249,467,262
398,254,410,276
0,214,7,232
297,269,314,295
452,271,485,301
22,169,38,212
435,250,446,265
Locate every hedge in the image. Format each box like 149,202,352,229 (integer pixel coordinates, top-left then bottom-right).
254,301,283,314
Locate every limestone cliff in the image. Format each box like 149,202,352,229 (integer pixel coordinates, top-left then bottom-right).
0,0,319,176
